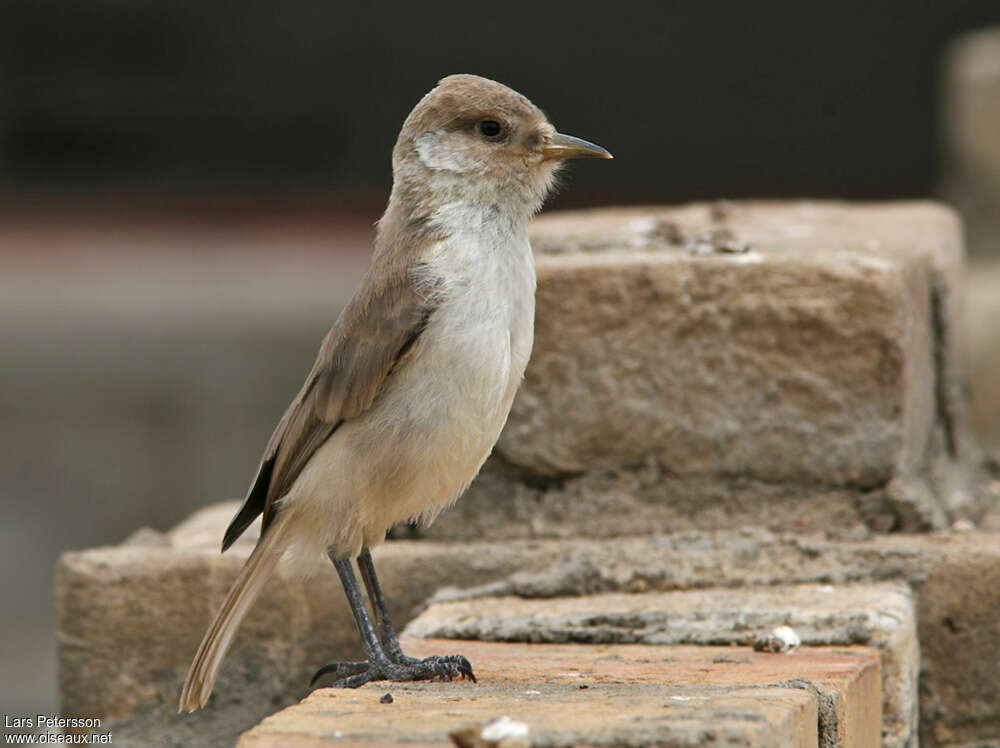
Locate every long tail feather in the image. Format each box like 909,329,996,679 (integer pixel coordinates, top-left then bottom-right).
178,518,290,711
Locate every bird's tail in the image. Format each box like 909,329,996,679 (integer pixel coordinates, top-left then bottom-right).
178,516,291,712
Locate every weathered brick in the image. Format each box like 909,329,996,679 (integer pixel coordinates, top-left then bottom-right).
404,585,912,747
239,639,881,748
58,506,1000,746
426,201,978,541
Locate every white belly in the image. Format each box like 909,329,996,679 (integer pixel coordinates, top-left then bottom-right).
281,227,536,569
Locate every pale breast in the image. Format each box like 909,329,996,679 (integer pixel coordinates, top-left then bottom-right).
369,228,536,525
411,228,535,438
278,221,537,565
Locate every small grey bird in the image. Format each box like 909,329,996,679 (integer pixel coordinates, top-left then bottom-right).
179,73,611,711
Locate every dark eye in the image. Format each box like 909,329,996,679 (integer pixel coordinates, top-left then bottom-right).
479,120,502,138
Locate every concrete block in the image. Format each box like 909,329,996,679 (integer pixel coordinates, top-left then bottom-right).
240,639,882,747
405,585,912,748
426,201,978,541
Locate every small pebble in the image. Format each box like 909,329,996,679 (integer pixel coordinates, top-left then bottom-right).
379,692,394,704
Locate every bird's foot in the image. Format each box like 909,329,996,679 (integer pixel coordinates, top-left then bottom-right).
309,660,369,685
310,654,475,689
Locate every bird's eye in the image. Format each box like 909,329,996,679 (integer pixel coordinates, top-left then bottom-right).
479,120,502,138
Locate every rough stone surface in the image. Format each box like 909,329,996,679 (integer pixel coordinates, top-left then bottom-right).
412,201,979,541
240,639,883,747
916,534,1000,747
58,504,1000,746
421,528,1000,748
404,585,913,748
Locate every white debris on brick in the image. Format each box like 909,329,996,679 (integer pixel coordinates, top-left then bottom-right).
754,625,801,653
480,716,530,741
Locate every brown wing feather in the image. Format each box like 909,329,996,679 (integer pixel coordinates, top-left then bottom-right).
222,263,437,551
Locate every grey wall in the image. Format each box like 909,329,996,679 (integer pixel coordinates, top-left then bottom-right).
0,217,369,718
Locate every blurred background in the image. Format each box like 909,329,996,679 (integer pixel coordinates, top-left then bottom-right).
3,0,1000,721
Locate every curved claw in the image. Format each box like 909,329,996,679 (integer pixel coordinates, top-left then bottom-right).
310,661,370,687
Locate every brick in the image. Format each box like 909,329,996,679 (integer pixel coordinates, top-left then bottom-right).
420,528,1000,747
59,509,1000,746
239,639,882,747
404,585,911,748
424,201,979,542
915,533,1000,746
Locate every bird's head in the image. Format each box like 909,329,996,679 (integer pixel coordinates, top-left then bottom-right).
390,74,611,227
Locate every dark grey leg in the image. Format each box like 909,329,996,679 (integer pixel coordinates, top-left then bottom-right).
356,548,413,664
310,556,389,686
309,552,476,689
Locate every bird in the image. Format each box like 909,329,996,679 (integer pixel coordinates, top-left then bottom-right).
179,73,611,711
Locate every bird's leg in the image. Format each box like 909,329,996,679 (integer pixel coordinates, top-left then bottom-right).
309,555,385,686
309,552,475,689
357,549,475,680
356,548,415,664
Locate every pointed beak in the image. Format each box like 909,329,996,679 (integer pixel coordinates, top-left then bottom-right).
542,132,613,161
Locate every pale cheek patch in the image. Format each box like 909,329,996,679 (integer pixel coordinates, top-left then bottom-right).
415,131,478,173
532,161,564,204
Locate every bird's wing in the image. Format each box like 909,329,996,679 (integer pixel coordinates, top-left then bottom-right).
221,264,438,551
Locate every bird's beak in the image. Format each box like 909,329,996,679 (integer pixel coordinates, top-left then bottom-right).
542,132,613,161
